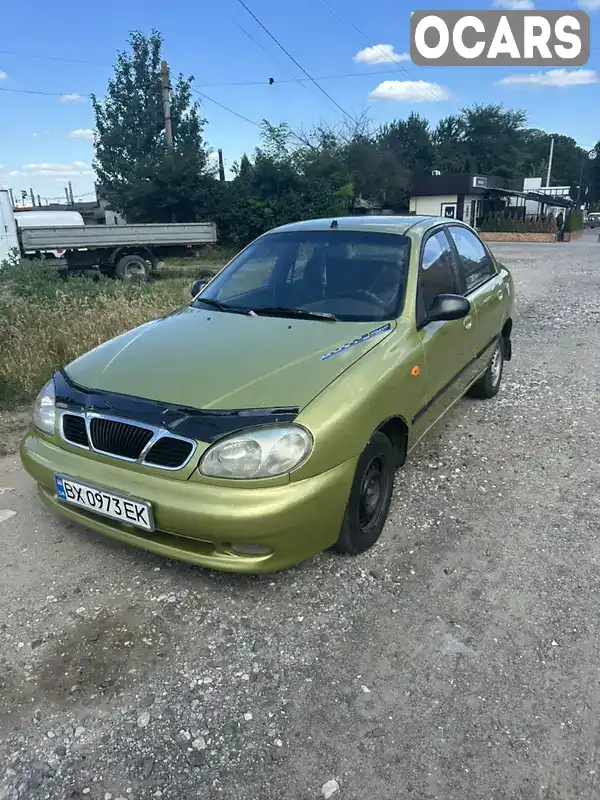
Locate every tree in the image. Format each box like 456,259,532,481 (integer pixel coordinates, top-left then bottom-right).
458,104,528,178
92,30,212,223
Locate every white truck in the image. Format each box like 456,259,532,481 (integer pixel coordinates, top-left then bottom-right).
14,208,85,260
0,189,217,279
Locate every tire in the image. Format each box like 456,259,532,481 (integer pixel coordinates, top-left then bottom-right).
334,432,396,555
114,254,149,281
468,337,504,399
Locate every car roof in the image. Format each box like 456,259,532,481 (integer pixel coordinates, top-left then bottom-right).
267,215,472,237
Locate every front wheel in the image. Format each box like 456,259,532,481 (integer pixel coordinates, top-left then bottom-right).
334,432,395,555
468,338,504,399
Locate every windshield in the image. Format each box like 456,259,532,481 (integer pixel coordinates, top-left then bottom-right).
193,229,411,322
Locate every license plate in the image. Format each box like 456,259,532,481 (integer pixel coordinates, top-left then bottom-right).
55,474,154,532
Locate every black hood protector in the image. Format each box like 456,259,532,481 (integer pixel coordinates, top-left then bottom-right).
54,370,299,443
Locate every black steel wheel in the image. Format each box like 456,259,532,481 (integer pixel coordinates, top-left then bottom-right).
334,431,395,555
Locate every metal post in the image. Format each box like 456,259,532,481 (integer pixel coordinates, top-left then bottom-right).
29,187,35,206
577,153,584,206
218,149,225,182
546,137,555,187
161,61,173,151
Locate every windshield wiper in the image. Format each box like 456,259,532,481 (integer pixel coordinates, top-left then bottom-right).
193,297,252,315
250,306,337,322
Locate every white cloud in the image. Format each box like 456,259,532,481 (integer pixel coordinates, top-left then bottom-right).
354,44,410,65
578,0,600,8
60,93,86,103
369,80,452,102
208,151,220,160
9,161,95,180
68,128,95,141
0,71,7,80
499,68,599,87
492,0,535,9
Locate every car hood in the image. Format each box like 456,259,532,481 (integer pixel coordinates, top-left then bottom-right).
64,306,395,410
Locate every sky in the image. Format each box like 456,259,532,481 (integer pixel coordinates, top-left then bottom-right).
0,0,598,204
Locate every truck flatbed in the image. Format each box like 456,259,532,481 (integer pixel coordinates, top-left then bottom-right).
19,222,217,250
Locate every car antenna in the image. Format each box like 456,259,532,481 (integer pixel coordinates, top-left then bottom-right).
330,219,338,229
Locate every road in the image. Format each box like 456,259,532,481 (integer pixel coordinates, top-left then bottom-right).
1,232,600,800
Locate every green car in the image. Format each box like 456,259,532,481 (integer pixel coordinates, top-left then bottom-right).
20,216,513,573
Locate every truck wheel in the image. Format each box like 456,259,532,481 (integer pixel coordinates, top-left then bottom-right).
115,255,149,281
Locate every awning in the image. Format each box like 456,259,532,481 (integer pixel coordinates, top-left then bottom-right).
486,187,574,209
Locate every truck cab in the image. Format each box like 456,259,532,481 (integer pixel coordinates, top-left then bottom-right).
0,189,20,263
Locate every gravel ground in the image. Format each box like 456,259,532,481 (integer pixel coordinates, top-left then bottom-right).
1,232,599,800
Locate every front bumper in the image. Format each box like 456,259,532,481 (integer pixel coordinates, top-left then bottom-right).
20,433,357,574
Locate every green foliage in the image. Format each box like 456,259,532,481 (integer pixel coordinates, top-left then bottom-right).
92,30,212,223
565,210,584,233
480,214,558,233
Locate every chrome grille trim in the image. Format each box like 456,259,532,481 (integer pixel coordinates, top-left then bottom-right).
59,411,198,472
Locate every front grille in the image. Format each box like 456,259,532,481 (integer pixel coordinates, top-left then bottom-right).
62,414,89,447
144,437,194,468
89,417,153,460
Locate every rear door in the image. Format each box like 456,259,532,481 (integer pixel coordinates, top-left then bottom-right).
446,225,506,363
413,227,479,436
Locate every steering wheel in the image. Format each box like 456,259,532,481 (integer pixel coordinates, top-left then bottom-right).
343,289,386,308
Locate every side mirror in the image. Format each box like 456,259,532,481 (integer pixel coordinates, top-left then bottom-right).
427,294,470,322
191,279,208,297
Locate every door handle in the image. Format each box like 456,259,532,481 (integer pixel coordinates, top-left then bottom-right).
497,290,504,300
463,316,473,330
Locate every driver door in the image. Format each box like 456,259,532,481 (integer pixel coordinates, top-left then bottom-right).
413,227,478,437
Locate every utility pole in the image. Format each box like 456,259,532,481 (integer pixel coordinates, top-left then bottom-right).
161,60,173,151
546,137,555,187
8,188,14,207
218,149,225,182
65,187,70,205
37,194,41,207
29,187,35,207
68,182,75,205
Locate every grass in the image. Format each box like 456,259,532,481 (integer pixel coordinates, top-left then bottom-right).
0,258,224,407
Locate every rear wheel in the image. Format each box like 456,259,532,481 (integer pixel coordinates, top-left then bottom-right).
334,432,395,555
468,338,504,399
115,254,149,281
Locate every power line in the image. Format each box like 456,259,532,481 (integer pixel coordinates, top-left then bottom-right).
313,0,443,103
233,0,355,122
0,86,90,98
192,88,262,128
0,48,109,67
226,14,323,103
194,68,410,87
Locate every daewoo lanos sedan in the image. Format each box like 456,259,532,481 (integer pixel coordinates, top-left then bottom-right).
21,216,513,573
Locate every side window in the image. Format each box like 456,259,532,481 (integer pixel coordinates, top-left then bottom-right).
418,230,458,319
448,226,495,293
216,244,279,300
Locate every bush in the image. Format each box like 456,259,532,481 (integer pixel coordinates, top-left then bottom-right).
479,214,558,233
564,210,584,233
0,259,194,406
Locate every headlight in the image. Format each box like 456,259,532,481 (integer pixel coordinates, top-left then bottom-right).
199,425,313,479
33,380,56,435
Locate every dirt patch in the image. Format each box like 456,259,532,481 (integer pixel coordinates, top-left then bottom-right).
0,406,30,456
0,607,171,733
